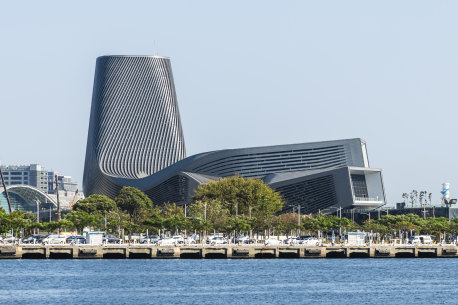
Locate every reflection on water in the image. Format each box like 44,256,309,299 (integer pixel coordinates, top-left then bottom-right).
1,259,457,304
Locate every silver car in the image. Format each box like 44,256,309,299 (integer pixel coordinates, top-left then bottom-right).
297,236,320,246
207,236,228,246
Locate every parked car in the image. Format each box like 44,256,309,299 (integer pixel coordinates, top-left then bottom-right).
409,235,433,245
66,236,86,245
207,236,228,246
140,235,160,244
21,235,44,244
103,235,122,244
283,237,298,245
237,236,255,244
3,235,17,244
42,234,67,245
172,235,185,245
264,237,282,246
184,237,197,244
297,236,320,246
158,237,176,246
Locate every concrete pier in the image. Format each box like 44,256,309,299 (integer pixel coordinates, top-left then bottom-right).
1,244,458,259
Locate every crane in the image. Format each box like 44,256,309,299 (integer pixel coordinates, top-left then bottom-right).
70,189,79,210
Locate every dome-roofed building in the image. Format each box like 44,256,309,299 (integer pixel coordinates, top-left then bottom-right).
0,185,57,219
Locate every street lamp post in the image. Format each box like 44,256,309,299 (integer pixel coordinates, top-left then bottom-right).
234,203,238,244
297,204,301,236
361,211,371,221
184,203,187,236
54,174,61,221
249,206,252,239
35,200,40,223
204,202,207,241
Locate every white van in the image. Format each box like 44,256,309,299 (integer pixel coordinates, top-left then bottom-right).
408,235,433,245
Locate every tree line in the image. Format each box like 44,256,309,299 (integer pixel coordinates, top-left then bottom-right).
402,190,434,207
1,176,458,241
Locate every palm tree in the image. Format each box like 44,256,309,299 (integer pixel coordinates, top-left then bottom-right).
402,193,409,207
419,191,426,207
410,190,418,208
428,193,433,206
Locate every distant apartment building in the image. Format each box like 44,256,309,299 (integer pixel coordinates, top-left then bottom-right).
1,164,50,192
48,174,78,194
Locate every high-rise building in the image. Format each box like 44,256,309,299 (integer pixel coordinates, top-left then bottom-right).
83,55,186,198
83,55,386,214
0,164,49,192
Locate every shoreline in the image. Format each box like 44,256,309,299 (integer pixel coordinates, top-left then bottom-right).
1,244,457,259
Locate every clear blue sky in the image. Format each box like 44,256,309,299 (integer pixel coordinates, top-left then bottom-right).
1,1,457,206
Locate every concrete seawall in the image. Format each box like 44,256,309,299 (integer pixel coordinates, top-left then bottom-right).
0,245,457,259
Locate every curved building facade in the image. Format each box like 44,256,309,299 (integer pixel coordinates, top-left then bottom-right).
0,185,57,213
83,55,386,214
83,56,186,198
135,139,385,213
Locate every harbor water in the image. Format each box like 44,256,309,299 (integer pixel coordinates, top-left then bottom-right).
0,259,456,304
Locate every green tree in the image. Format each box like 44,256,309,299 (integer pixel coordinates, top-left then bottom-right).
143,213,164,234
115,187,153,239
188,200,229,232
5,211,26,237
421,217,449,237
419,191,426,207
409,190,418,208
192,176,284,232
0,207,8,234
402,193,409,205
42,221,61,233
115,187,152,221
65,210,101,233
163,216,187,233
274,213,299,236
160,203,184,218
73,194,117,214
225,216,251,234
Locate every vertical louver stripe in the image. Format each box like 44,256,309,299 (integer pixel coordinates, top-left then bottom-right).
83,55,186,197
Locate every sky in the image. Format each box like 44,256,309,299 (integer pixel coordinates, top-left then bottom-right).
1,1,457,206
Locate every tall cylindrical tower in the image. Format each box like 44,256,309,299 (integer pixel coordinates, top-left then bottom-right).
442,182,451,202
83,55,186,198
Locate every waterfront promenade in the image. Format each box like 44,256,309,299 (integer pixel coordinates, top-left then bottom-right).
1,244,457,259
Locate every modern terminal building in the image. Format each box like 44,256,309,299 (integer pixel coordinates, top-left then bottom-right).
83,55,386,214
0,163,82,215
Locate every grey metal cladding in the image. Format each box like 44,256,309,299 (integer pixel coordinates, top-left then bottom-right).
267,167,355,214
184,138,366,178
133,139,368,203
83,55,186,198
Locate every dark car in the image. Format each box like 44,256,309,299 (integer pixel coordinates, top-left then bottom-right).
234,236,255,244
103,235,122,244
21,235,44,244
66,236,86,244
